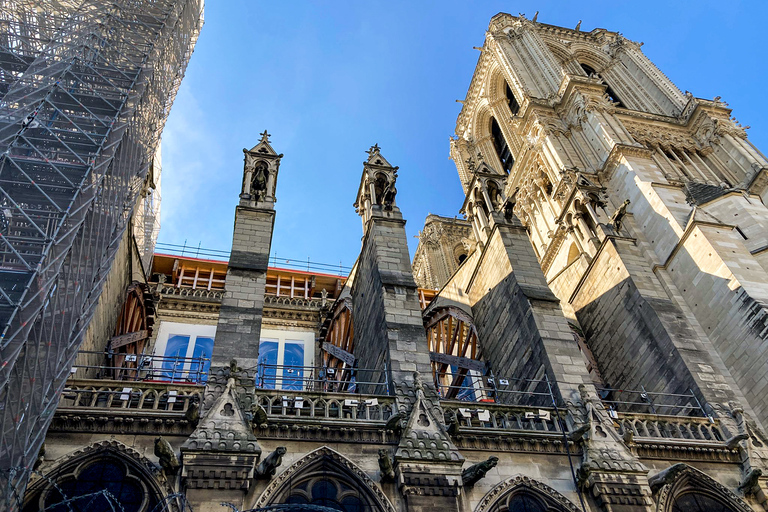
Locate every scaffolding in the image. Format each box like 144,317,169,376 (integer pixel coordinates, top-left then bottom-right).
0,0,203,504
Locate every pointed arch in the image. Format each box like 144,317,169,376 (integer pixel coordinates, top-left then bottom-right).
23,440,167,512
653,464,753,512
252,446,396,512
475,475,581,512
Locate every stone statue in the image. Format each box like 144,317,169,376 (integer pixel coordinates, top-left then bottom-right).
648,463,687,492
255,446,287,479
610,199,631,232
381,177,397,211
184,395,200,425
251,163,268,201
462,456,499,486
154,436,180,474
33,443,45,470
385,411,406,436
739,468,763,496
251,404,268,427
378,449,395,481
444,409,461,436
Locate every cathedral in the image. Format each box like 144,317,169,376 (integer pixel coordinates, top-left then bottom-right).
10,9,768,512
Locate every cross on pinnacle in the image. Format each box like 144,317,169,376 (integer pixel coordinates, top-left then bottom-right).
259,130,271,143
366,143,381,156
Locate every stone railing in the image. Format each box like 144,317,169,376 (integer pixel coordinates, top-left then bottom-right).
58,379,203,415
254,389,396,425
440,401,565,435
155,284,224,301
615,412,726,444
264,295,326,308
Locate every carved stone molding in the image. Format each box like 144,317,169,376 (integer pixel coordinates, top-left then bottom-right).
652,464,753,512
475,474,581,512
253,446,397,512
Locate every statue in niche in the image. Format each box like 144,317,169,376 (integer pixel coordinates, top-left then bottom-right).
251,161,268,201
374,173,397,211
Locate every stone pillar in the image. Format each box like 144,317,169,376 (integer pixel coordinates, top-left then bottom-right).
352,146,465,510
351,145,433,400
182,133,281,508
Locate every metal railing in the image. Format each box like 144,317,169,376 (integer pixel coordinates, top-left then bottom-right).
70,350,210,384
255,363,389,394
440,401,564,434
155,241,352,276
435,373,555,407
595,387,709,417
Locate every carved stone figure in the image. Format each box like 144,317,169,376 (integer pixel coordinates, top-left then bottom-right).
385,411,406,435
378,449,395,481
251,163,268,201
648,463,687,492
255,446,287,479
610,199,631,231
381,178,397,211
251,404,268,427
462,456,499,486
444,408,461,436
184,395,200,425
33,443,45,470
739,468,763,496
154,436,180,474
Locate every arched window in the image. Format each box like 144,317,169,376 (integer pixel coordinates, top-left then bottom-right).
671,493,738,512
476,476,581,512
652,464,753,512
580,63,624,108
254,448,394,512
23,453,161,512
491,117,515,174
507,492,548,512
506,82,520,115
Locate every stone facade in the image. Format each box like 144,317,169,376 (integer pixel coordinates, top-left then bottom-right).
23,12,768,512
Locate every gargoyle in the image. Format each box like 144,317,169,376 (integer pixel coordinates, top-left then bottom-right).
462,456,499,486
154,436,180,474
445,409,461,436
251,404,269,427
255,446,286,479
648,463,687,492
378,449,395,481
385,412,406,436
610,199,631,232
739,468,763,496
184,395,200,425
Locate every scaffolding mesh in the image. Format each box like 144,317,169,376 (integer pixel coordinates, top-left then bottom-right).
0,0,203,504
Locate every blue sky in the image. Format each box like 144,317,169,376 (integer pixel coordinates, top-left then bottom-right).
159,1,767,271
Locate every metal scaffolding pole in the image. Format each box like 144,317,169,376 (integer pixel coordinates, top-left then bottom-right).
0,0,203,505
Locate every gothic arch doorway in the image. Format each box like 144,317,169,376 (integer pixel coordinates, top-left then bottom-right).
252,447,396,512
652,464,753,512
475,475,580,512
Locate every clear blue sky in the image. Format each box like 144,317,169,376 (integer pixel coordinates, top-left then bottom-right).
159,1,767,271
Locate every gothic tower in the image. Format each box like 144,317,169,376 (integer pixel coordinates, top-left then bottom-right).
443,12,768,509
